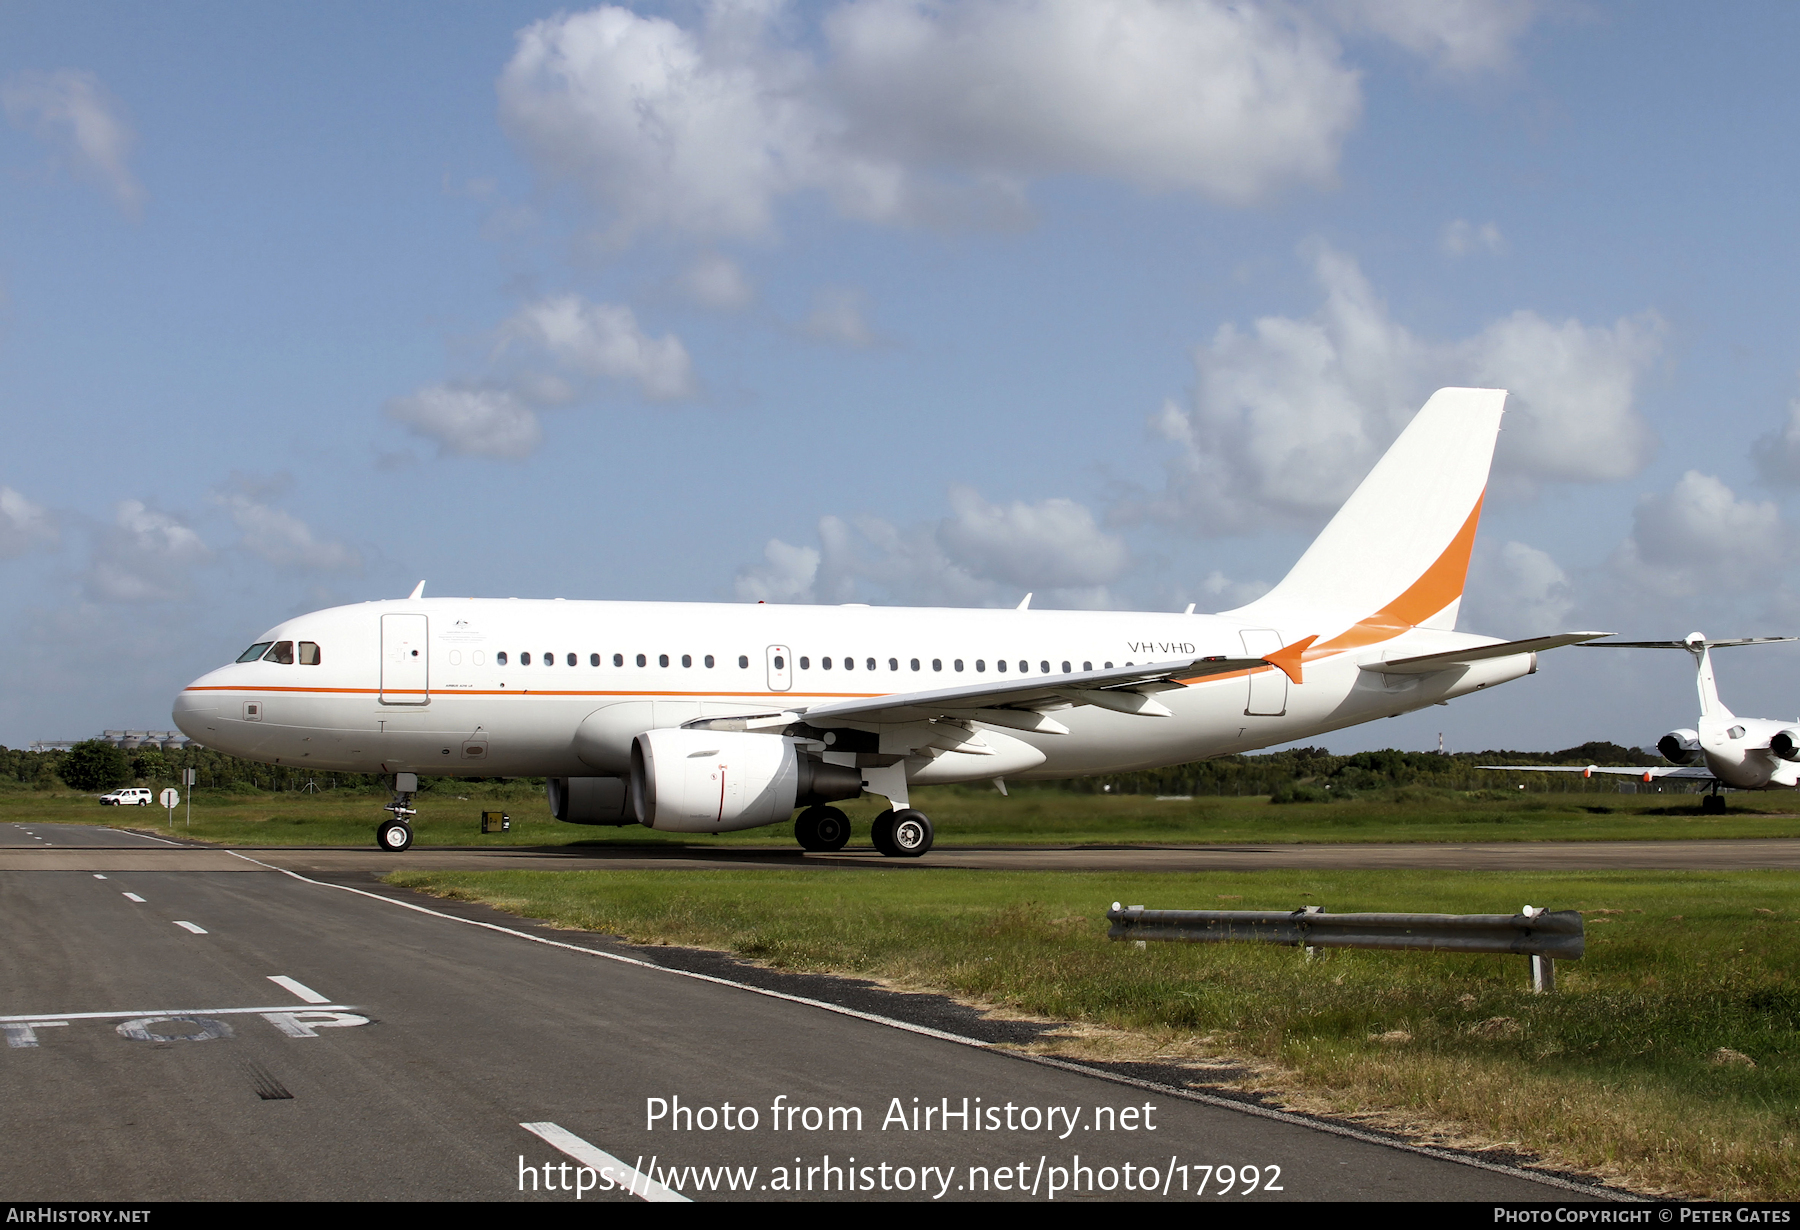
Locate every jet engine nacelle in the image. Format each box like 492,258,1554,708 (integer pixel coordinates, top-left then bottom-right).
1657,729,1704,766
546,775,631,825
628,728,864,832
1770,729,1800,763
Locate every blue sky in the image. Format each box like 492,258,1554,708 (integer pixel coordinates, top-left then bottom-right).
6,1,1800,752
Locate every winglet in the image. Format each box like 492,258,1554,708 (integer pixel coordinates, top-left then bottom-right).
408,580,426,600
1016,593,1032,611
1265,635,1317,685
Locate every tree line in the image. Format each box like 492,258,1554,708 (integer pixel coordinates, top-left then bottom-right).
1,738,1663,799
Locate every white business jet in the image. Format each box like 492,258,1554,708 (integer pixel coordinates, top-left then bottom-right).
173,388,1604,856
1480,634,1799,811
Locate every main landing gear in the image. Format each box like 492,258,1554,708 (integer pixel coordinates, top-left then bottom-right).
871,808,934,858
1701,781,1727,814
794,806,852,852
376,772,418,852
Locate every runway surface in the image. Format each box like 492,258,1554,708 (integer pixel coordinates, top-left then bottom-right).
0,823,1622,1202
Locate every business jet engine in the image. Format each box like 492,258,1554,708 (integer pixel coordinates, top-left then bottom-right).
628,728,864,832
1657,729,1704,766
1770,729,1800,762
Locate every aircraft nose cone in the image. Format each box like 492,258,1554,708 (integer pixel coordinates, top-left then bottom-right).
171,677,222,743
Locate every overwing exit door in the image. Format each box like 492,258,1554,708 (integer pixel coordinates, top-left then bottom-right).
766,645,792,692
381,614,429,705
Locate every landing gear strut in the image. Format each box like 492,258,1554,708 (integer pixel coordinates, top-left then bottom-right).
1701,782,1727,814
794,805,852,852
376,772,418,852
871,808,934,858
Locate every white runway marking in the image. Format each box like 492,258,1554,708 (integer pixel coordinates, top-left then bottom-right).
1,1004,355,1023
173,921,208,934
520,1122,690,1203
261,1010,371,1037
122,893,145,903
267,975,330,1004
93,874,107,880
2,1021,67,1048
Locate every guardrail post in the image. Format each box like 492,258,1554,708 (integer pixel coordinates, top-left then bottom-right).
1530,954,1555,994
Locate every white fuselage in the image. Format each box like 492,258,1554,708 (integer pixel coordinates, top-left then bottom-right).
172,597,1534,785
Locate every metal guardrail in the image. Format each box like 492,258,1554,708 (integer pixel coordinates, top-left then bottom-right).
1106,904,1584,991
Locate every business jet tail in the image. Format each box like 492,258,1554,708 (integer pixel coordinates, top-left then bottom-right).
1228,387,1506,633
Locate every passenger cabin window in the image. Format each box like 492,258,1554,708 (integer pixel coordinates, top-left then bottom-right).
911,658,920,671
497,652,509,666
976,659,986,672
1061,660,1071,673
264,641,294,664
681,654,692,668
590,653,600,667
995,659,1005,672
799,657,810,669
299,642,322,665
521,652,532,665
567,653,577,667
822,657,833,670
705,655,715,668
1020,661,1029,673
954,659,964,672
889,658,899,671
658,654,670,667
543,652,553,666
636,654,647,667
867,658,877,671
616,654,626,667
237,642,272,663
1083,661,1092,671
738,655,749,668
932,659,941,671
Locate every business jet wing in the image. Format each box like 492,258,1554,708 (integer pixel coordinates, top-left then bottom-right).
1360,632,1611,675
1583,636,1799,650
1476,764,1718,781
795,657,1268,733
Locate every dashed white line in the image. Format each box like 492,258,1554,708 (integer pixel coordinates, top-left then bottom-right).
520,1123,689,1203
122,893,145,903
93,874,108,880
173,921,208,934
267,976,330,1004
1,1004,354,1023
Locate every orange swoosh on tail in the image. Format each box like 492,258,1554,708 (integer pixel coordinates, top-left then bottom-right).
1264,635,1318,685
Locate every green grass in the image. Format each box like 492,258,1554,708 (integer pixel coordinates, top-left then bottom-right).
5,780,1799,847
386,866,1800,1199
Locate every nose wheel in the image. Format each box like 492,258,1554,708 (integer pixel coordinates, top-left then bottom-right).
377,819,414,852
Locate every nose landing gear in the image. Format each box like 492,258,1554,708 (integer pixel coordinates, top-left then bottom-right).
376,772,418,852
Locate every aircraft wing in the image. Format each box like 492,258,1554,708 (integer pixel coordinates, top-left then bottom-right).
1360,632,1611,675
795,657,1268,732
1583,636,1798,650
1476,764,1718,781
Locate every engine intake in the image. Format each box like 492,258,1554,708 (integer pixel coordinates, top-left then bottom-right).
1771,729,1800,762
629,728,864,832
1657,729,1704,766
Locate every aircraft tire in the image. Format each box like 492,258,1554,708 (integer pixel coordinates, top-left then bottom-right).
1701,794,1727,814
870,809,898,856
794,806,851,852
376,820,414,852
887,809,933,858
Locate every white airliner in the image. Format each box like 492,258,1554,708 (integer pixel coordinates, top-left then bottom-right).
173,388,1603,855
1481,634,1800,812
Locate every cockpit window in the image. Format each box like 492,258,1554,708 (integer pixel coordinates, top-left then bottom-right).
236,642,273,663
263,641,294,664
298,641,322,665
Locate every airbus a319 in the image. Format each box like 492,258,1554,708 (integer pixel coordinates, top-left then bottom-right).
172,388,1603,855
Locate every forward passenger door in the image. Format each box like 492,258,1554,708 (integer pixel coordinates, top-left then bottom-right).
381,614,430,705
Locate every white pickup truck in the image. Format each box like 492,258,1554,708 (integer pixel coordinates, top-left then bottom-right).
99,788,152,806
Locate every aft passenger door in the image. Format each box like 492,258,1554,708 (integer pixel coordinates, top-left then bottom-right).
381,614,429,705
1240,628,1286,716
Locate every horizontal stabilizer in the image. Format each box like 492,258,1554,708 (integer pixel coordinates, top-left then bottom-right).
1360,632,1610,675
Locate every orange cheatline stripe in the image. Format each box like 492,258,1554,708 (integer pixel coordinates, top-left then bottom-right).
183,685,886,700
1311,493,1486,657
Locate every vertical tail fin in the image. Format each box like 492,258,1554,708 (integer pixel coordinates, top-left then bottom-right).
1685,633,1733,720
1229,388,1505,635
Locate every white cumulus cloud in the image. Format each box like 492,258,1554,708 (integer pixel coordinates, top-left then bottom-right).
1441,218,1503,256
1461,540,1573,634
501,294,696,401
681,253,756,309
1144,246,1663,534
3,69,144,214
736,485,1128,607
802,286,877,347
1327,0,1544,77
83,501,209,603
215,484,360,572
386,386,544,460
1614,472,1786,598
498,0,1364,242
0,486,58,558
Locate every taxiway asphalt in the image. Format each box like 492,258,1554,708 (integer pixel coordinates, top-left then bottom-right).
0,829,1623,1202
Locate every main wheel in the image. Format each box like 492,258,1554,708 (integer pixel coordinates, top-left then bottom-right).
1701,794,1727,814
794,805,852,852
376,820,414,852
888,809,933,857
870,809,897,856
